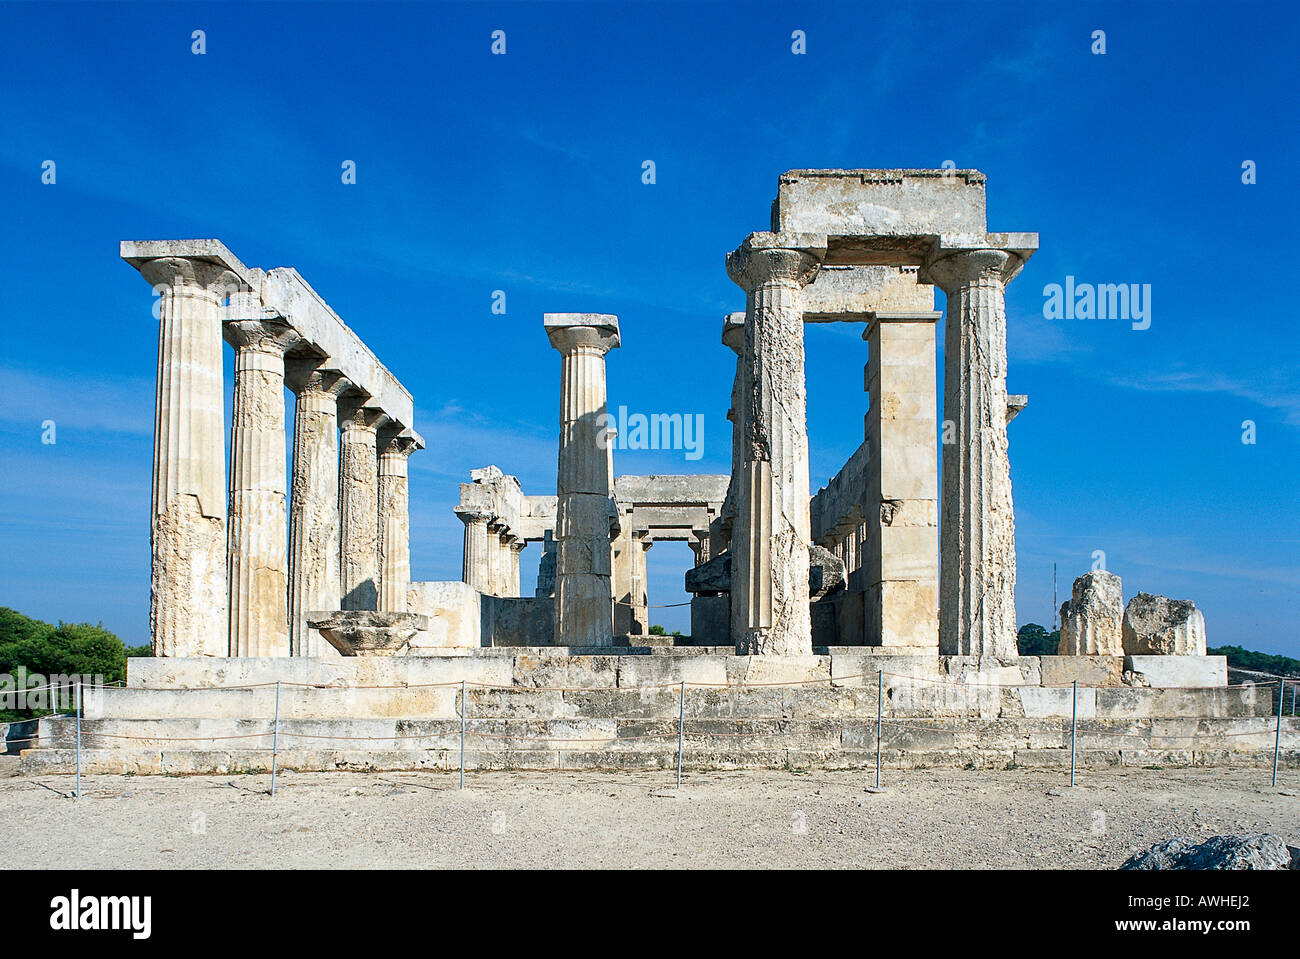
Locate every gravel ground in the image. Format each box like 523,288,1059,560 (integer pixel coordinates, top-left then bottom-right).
2,757,1296,869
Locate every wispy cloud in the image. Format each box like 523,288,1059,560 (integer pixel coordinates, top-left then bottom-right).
1113,368,1300,427
0,365,153,437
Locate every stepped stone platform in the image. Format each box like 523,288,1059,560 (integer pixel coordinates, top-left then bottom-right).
19,650,1295,776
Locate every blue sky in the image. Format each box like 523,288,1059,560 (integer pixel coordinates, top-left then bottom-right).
0,1,1296,651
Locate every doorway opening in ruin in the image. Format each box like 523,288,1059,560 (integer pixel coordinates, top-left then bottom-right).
644,540,693,637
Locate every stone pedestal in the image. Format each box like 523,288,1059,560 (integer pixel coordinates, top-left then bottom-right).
546,313,620,647
862,313,940,649
926,248,1026,658
725,235,822,656
378,431,419,612
139,256,238,657
225,316,298,658
338,396,387,610
286,360,351,656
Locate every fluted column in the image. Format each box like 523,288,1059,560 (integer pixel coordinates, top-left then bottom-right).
725,236,822,656
455,508,491,591
338,395,387,610
631,535,651,636
286,360,350,656
485,521,505,597
225,315,299,657
926,248,1025,658
546,313,620,647
719,312,745,552
139,257,238,657
378,430,419,612
508,539,527,597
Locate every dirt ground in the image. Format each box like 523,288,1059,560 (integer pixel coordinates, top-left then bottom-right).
2,757,1296,869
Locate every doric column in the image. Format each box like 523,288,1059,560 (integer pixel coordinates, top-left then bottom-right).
862,312,940,649
378,430,420,612
485,521,505,597
139,257,238,657
225,314,299,657
631,536,651,636
725,235,823,656
338,394,388,610
926,248,1026,658
719,312,745,553
286,359,351,656
497,531,518,597
455,508,491,592
508,538,527,597
546,313,620,647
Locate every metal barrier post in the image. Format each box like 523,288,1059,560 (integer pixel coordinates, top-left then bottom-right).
271,680,281,797
676,681,685,788
1274,679,1284,788
74,680,81,800
459,679,466,790
1069,680,1077,788
875,668,883,790
1291,683,1296,717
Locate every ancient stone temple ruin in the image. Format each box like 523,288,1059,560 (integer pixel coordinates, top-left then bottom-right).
22,170,1290,775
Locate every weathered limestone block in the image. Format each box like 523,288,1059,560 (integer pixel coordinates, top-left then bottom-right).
925,248,1026,659
1122,592,1207,655
808,544,847,600
1057,570,1124,656
226,316,299,658
338,397,387,610
726,234,824,656
286,360,351,656
139,256,240,657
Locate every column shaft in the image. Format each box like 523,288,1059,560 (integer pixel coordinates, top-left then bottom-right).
339,401,385,610
226,321,296,657
287,365,347,656
378,433,415,612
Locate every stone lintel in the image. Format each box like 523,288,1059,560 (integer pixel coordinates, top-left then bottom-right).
1007,395,1029,423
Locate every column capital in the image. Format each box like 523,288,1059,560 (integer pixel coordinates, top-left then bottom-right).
138,256,240,297
544,313,621,354
338,392,389,433
225,317,300,357
285,355,352,398
454,506,491,526
725,233,824,292
722,311,745,355
922,247,1025,290
377,428,423,460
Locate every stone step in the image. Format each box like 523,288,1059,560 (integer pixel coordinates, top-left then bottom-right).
32,715,1296,756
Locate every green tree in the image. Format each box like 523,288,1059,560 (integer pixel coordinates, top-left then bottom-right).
1016,623,1060,657
1208,644,1300,676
